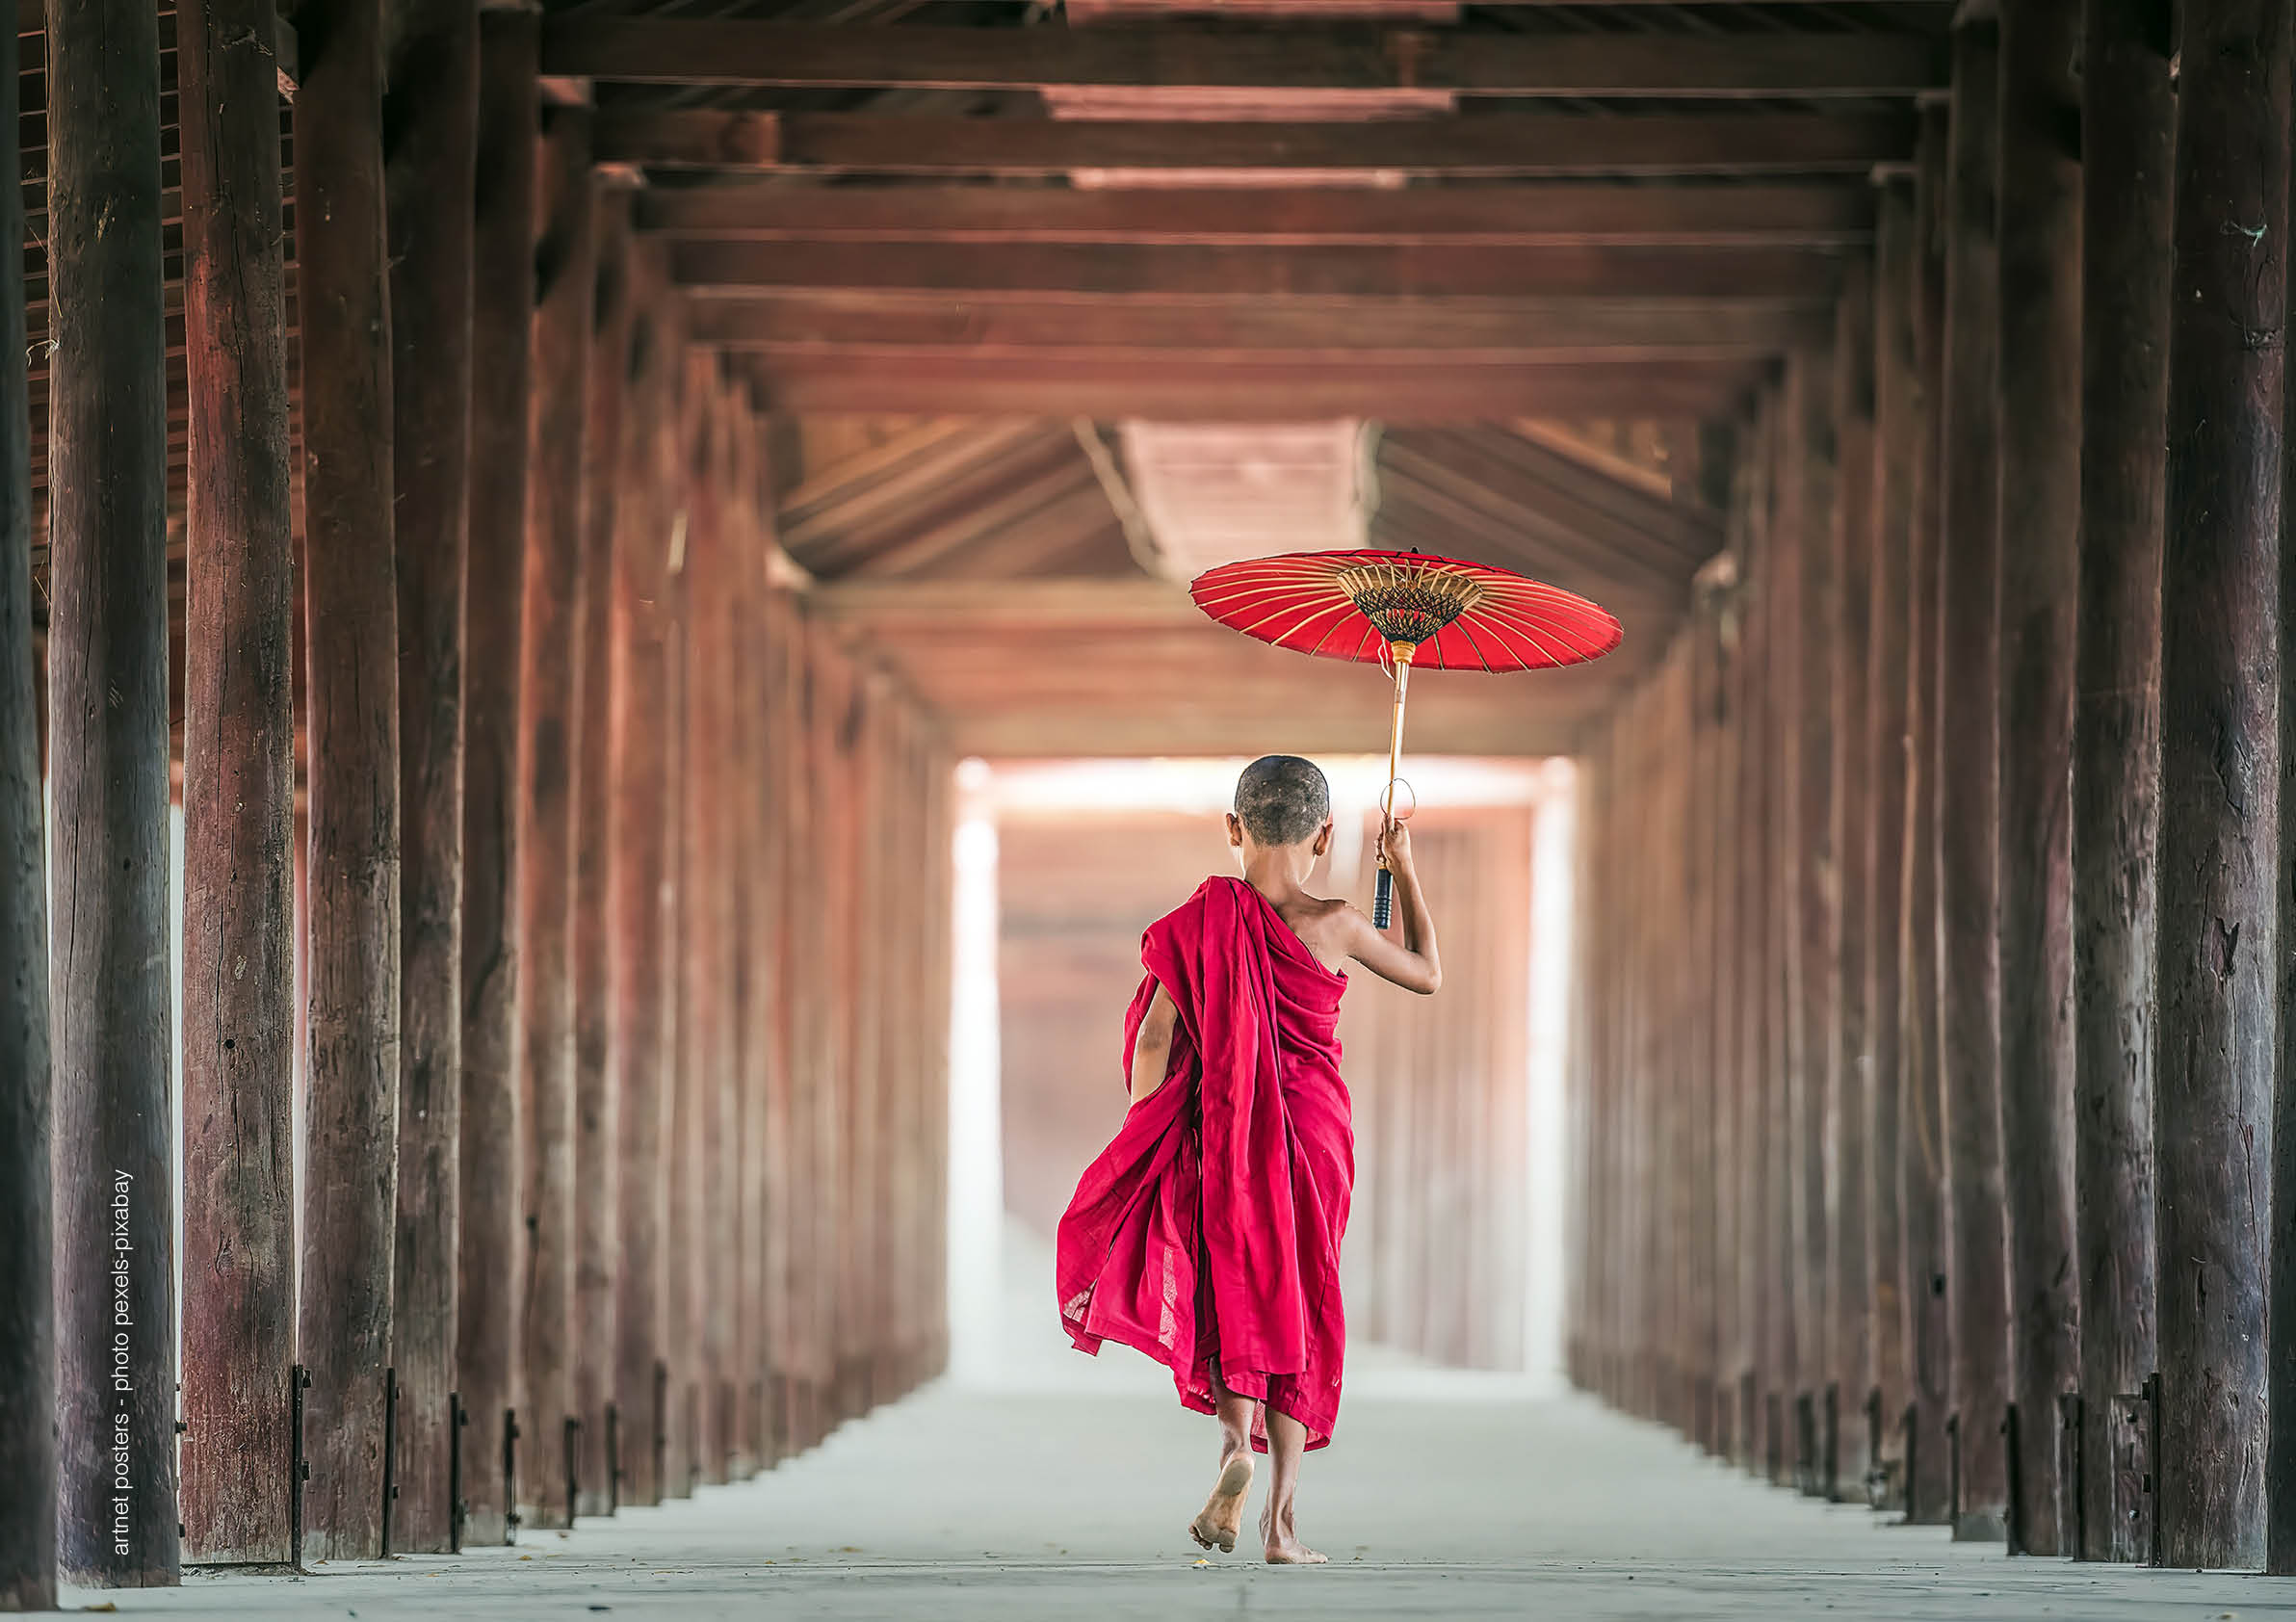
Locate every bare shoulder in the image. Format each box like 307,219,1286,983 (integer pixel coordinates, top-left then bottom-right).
1288,894,1369,964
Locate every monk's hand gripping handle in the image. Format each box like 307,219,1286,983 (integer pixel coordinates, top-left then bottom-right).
1373,865,1394,930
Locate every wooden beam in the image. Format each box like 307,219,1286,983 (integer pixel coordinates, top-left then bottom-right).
47,0,176,1587
1935,14,2009,1545
542,19,1943,97
743,354,1766,421
2157,0,2284,1572
2072,0,2171,1568
294,0,402,1563
0,0,53,1605
456,4,535,1555
514,101,593,1535
177,0,298,1568
1993,0,2080,1557
638,181,1872,249
672,240,1847,300
688,291,1826,359
385,0,480,1557
598,109,1918,177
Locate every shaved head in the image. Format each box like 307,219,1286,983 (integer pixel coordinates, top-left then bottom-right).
1235,755,1332,848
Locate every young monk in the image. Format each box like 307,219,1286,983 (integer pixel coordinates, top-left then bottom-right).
1056,754,1442,1565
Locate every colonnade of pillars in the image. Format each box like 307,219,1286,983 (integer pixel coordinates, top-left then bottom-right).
0,3,953,1609
1570,0,2296,1571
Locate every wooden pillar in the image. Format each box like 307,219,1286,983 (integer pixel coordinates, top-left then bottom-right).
610,267,678,1509
1865,170,1919,1510
295,0,403,1561
1707,526,1744,1454
385,0,481,1555
457,8,537,1549
516,101,594,1531
1828,259,1877,1504
1735,398,1778,1470
1994,0,2083,1556
2072,0,2171,1566
0,0,53,1602
2157,0,2287,1569
677,359,738,1483
1792,333,1841,1496
727,407,773,1472
1937,13,2011,1542
1765,363,1811,1485
1900,97,1955,1530
176,0,297,1566
762,584,801,1454
573,190,633,1520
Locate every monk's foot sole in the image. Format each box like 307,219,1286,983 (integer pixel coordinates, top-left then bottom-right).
1188,1456,1254,1554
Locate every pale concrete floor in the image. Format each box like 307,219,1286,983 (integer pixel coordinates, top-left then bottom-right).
76,1375,2295,1621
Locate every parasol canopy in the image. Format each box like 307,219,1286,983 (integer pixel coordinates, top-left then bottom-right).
1188,546,1620,927
1187,547,1623,674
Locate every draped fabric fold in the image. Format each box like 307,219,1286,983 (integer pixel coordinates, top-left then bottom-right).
1056,876,1354,1451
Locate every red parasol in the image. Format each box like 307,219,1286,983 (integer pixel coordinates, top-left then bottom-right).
1189,547,1621,924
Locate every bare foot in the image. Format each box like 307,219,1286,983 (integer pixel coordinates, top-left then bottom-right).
1261,1505,1327,1565
1188,1453,1253,1554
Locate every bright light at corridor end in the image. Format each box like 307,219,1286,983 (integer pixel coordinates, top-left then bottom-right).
944,754,1578,1388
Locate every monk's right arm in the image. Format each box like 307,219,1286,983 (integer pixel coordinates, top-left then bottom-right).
1130,982,1180,1103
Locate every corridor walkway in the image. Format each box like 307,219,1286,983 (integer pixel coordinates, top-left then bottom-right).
71,1378,2277,1621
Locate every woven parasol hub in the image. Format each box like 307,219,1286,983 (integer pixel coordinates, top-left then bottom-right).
1333,558,1486,649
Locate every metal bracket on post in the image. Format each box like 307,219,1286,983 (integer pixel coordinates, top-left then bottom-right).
2139,1373,2161,1567
504,1407,522,1544
1899,1403,1919,1526
379,1367,400,1557
606,1402,621,1515
290,1364,312,1571
653,1361,668,1503
1946,1412,1963,1529
449,1391,468,1554
1822,1383,1840,1500
2002,1403,2022,1555
2057,1390,2084,1557
564,1415,582,1527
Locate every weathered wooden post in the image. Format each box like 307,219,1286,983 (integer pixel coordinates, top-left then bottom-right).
1994,0,2084,1556
1829,259,1877,1503
1864,170,1918,1511
2157,0,2287,1571
2073,0,2171,1565
517,100,595,1531
1900,98,1954,1529
177,0,298,1567
296,0,404,1561
458,6,537,1549
0,0,54,1604
611,268,678,1508
386,0,481,1554
573,189,633,1519
1735,400,1779,1471
1937,10,2011,1542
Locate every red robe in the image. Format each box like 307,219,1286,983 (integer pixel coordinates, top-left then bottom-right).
1056,876,1355,1451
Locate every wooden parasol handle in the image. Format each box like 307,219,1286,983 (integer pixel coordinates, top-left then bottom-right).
1374,641,1415,929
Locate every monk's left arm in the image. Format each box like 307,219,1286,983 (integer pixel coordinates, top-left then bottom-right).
1130,982,1180,1103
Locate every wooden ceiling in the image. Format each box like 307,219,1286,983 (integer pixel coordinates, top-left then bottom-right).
17,0,1946,761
